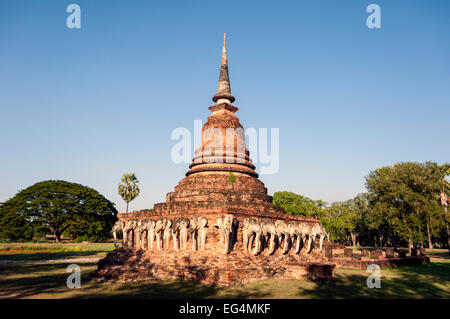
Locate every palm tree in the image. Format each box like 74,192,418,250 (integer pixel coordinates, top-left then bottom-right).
118,173,140,213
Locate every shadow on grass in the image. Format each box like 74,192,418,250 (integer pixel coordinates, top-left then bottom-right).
297,261,450,298
0,262,270,299
0,262,99,299
0,251,109,261
73,280,271,299
1,260,448,299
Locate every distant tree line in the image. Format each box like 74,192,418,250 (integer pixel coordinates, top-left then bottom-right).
273,161,450,252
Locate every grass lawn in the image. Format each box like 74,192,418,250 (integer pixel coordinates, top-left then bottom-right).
0,244,448,299
0,242,115,261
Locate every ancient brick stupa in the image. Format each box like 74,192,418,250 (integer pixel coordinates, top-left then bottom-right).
94,35,335,286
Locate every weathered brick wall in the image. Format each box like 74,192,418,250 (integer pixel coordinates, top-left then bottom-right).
119,172,320,225
322,247,430,269
94,241,335,286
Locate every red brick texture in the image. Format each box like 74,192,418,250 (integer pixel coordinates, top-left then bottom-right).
322,247,430,269
93,242,335,286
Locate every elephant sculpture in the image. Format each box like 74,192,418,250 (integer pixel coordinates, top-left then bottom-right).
163,219,173,249
143,219,156,250
310,222,327,252
298,222,313,253
155,218,172,250
189,216,208,250
123,220,138,248
288,222,303,254
275,220,290,254
134,220,147,249
259,219,278,255
111,220,125,248
242,217,263,255
215,214,238,254
171,217,190,251
135,219,155,250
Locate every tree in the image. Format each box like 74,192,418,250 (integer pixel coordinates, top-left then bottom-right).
346,194,370,246
273,191,323,217
366,161,449,252
118,173,140,213
0,201,35,242
273,162,449,250
0,180,117,242
319,199,361,245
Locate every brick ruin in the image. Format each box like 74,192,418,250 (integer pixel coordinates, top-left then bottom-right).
93,34,335,286
322,247,430,270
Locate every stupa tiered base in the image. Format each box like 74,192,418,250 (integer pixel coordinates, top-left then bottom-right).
94,170,334,286
93,242,335,286
119,171,320,223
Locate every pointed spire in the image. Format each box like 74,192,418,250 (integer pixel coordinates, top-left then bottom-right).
213,33,235,105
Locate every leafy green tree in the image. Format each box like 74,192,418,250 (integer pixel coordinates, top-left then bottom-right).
0,202,34,241
320,201,360,245
315,200,328,209
273,191,323,217
346,194,370,246
0,180,117,242
320,193,391,247
366,161,449,252
118,173,140,213
273,162,449,250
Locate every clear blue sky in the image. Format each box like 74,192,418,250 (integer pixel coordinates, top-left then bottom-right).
0,0,449,212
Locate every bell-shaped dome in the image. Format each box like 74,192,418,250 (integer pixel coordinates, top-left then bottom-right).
186,102,258,177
